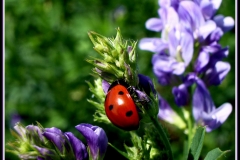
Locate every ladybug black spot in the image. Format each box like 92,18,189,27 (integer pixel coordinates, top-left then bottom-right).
118,91,124,95
109,105,113,110
126,110,133,117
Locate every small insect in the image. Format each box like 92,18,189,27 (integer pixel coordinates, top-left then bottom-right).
104,80,139,131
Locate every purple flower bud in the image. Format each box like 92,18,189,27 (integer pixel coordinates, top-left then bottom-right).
102,80,110,95
172,84,190,107
213,15,235,32
65,132,88,160
203,61,230,86
75,123,108,160
43,127,69,154
138,74,156,96
135,89,149,103
172,73,197,107
127,46,133,54
211,46,229,60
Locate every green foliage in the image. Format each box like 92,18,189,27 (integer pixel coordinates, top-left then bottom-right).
186,127,230,160
187,127,206,160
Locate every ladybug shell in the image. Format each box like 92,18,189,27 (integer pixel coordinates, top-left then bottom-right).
104,82,139,131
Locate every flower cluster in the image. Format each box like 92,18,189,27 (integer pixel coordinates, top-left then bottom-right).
7,122,108,160
139,0,234,132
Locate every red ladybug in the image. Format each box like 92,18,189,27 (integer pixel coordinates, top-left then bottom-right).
104,80,139,131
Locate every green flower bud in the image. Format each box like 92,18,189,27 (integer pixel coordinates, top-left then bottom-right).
87,28,138,85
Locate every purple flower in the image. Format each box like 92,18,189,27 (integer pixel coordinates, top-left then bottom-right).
65,132,88,160
152,53,182,85
137,0,234,133
43,127,70,154
75,123,108,160
192,78,232,132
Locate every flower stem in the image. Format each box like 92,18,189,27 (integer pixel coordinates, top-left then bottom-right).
151,116,174,160
187,112,193,149
183,107,193,149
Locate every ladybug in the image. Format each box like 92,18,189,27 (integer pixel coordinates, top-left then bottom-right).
104,80,140,131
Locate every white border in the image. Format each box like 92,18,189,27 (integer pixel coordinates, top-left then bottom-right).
3,0,5,158
3,0,5,159
235,0,237,159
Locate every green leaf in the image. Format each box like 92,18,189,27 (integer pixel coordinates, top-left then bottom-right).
187,126,206,160
204,148,230,160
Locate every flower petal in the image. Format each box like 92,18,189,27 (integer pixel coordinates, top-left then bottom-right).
159,0,171,7
213,15,235,32
211,0,222,11
208,27,223,43
200,0,214,19
180,31,194,65
75,124,108,160
65,132,88,160
43,127,66,153
146,18,163,32
158,95,177,123
192,78,215,121
204,61,230,86
198,20,216,41
204,103,232,132
194,49,210,73
139,38,168,53
178,1,205,30
168,29,178,57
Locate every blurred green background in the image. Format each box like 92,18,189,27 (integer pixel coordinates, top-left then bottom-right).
5,0,235,159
